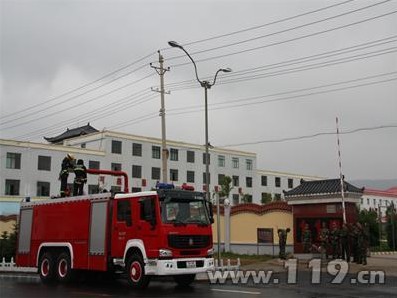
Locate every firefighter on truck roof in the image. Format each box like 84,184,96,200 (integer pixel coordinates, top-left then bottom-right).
59,153,75,197
73,159,87,196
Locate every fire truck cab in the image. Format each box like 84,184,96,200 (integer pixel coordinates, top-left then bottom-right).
16,174,214,289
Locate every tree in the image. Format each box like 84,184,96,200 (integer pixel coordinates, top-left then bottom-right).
218,176,233,200
358,209,380,247
0,224,18,261
261,193,272,204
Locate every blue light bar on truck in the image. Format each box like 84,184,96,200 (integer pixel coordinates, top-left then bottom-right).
156,182,175,190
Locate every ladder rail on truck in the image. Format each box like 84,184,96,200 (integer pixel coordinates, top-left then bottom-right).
16,169,215,289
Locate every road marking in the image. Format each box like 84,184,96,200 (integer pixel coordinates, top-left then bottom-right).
211,289,261,295
72,292,112,297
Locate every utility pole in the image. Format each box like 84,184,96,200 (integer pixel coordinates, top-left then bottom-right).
150,51,170,183
336,117,347,224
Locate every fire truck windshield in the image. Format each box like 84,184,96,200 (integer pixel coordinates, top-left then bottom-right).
161,198,210,226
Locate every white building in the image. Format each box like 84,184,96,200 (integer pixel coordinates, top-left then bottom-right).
0,127,321,214
360,187,397,218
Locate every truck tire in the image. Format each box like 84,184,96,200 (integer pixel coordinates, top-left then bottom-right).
126,254,150,289
173,274,196,287
56,252,73,283
39,252,56,283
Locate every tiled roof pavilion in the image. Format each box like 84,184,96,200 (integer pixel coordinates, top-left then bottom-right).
284,178,364,198
44,123,98,144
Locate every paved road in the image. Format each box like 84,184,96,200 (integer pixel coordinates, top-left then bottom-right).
1,271,397,298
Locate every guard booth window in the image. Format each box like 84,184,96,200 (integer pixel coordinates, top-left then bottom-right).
117,200,132,226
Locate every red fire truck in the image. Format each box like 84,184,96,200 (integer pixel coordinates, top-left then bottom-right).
16,169,215,288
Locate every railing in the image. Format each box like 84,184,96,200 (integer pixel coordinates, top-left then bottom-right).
215,258,241,271
0,257,36,272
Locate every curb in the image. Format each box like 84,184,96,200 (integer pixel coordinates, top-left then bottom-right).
370,251,397,256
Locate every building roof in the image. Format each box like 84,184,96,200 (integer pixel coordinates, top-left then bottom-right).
44,123,98,144
364,186,397,198
284,178,364,198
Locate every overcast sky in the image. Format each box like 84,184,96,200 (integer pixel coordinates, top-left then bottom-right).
1,0,396,181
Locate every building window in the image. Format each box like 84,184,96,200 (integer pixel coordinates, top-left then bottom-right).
112,140,122,154
88,185,99,194
288,178,294,189
274,193,282,200
132,165,142,178
89,160,100,169
152,146,161,159
261,175,267,186
170,169,178,181
246,177,252,188
232,157,239,169
38,156,51,171
203,153,210,165
187,151,195,163
373,199,376,206
6,153,21,169
218,155,225,167
232,175,239,187
203,172,211,184
131,187,142,193
246,159,253,171
132,143,142,157
367,198,370,205
187,171,195,183
111,163,122,171
233,194,239,205
37,181,50,197
5,179,20,195
111,186,122,193
170,148,179,161
275,177,281,188
218,174,225,185
152,167,160,180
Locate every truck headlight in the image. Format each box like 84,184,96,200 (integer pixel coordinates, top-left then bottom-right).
207,248,214,256
159,249,173,258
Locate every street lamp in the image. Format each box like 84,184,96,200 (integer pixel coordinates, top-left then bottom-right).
168,41,231,265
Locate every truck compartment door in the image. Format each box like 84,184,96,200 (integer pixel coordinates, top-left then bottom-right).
18,208,33,254
89,201,108,271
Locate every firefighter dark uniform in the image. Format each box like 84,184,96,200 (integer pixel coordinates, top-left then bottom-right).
73,159,87,196
59,154,75,197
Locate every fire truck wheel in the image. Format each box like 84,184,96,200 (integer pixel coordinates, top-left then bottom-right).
39,252,56,283
56,252,73,282
126,254,150,289
173,274,196,287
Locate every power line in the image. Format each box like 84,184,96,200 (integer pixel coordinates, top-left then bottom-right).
15,91,158,141
179,0,355,47
168,71,397,112
165,35,397,88
168,76,397,116
220,125,397,147
167,0,391,61
102,72,397,131
169,47,397,91
170,10,397,68
1,73,156,130
1,52,157,121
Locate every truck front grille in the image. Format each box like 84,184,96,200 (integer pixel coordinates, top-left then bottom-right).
168,235,210,249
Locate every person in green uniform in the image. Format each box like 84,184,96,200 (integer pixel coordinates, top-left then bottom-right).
302,224,312,253
319,222,330,259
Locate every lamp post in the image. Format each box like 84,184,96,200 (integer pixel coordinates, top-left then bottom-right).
168,41,231,264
